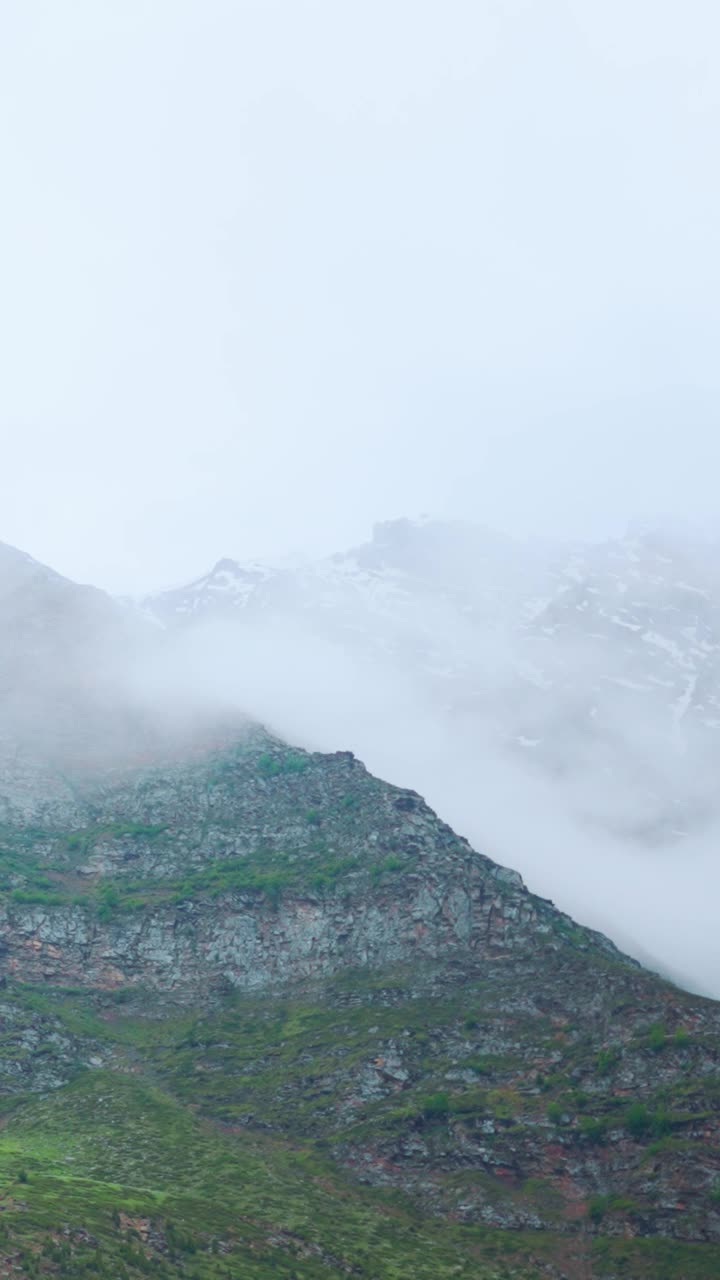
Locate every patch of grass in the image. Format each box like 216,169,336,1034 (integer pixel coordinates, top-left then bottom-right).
369,853,410,883
578,1115,606,1145
422,1092,450,1119
645,1023,668,1053
588,1193,636,1223
595,1046,621,1074
590,1237,720,1280
625,1102,673,1141
0,1069,525,1279
257,751,309,778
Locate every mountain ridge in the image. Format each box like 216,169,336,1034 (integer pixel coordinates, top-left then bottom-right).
0,531,718,1276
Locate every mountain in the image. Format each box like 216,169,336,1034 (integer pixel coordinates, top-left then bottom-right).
0,541,250,793
143,518,720,846
141,518,720,994
0,725,718,1279
0,540,153,765
0,535,719,1276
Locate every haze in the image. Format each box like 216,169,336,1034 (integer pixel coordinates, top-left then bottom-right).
1,4,719,995
1,1,719,591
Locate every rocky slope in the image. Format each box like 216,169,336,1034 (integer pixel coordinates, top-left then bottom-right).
0,725,615,993
0,727,718,1279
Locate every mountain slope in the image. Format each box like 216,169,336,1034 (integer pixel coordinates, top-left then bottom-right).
0,540,154,769
0,729,718,1278
0,725,616,993
0,536,719,1276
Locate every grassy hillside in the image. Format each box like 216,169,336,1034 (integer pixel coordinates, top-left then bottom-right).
0,958,718,1280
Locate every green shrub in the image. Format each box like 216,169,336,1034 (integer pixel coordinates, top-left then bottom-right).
579,1115,606,1145
64,833,88,853
487,1087,522,1120
625,1103,672,1140
595,1046,621,1074
546,1101,564,1125
465,1056,492,1076
650,1108,673,1138
96,883,121,921
258,752,309,778
370,854,407,883
422,1092,450,1119
626,1103,652,1137
646,1023,667,1053
588,1193,635,1222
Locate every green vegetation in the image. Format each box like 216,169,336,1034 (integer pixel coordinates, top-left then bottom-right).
0,738,717,1278
646,1022,668,1052
0,1068,511,1279
639,1022,692,1054
588,1193,636,1223
625,1102,673,1140
595,1045,621,1074
257,751,309,778
0,826,415,921
546,1101,564,1125
422,1091,450,1119
0,950,715,1279
578,1115,606,1145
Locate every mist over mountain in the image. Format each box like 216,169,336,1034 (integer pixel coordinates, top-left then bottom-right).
1,519,716,993
3,2,720,1270
134,517,720,996
3,525,720,1276
137,514,717,993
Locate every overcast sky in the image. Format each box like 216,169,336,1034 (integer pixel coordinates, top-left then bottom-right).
1,0,719,592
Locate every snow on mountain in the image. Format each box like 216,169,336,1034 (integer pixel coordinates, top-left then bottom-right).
142,519,720,848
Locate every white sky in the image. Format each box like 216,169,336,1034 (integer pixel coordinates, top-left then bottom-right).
1,0,719,592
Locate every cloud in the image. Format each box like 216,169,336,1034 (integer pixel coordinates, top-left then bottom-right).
127,606,720,997
0,2,719,588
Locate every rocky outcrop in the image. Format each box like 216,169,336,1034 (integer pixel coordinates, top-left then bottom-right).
0,730,612,994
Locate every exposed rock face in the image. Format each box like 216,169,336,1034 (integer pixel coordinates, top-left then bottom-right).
0,730,609,993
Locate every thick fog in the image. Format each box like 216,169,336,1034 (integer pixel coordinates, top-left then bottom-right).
125,586,719,999
1,2,720,590
1,6,719,996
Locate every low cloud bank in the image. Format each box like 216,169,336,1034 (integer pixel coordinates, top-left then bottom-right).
129,614,720,999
